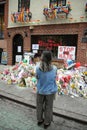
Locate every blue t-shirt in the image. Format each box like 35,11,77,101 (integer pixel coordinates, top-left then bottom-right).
36,65,58,95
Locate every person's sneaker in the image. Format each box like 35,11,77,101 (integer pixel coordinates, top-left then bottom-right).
37,119,44,126
44,123,50,129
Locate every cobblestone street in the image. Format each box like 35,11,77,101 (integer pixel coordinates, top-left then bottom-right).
0,97,87,130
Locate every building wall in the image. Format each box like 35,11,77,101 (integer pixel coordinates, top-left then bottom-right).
77,23,87,64
7,27,31,65
28,23,87,65
0,0,8,52
0,0,87,65
0,40,7,51
7,22,87,65
8,0,87,27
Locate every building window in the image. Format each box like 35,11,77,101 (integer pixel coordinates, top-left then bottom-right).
0,4,4,39
31,35,77,60
50,0,66,7
18,0,30,12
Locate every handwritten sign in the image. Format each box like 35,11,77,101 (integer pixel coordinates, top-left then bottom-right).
58,46,76,60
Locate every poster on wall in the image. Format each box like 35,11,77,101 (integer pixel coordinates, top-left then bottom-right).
58,46,76,60
16,55,22,63
1,52,8,65
32,44,39,50
17,46,21,52
24,52,34,64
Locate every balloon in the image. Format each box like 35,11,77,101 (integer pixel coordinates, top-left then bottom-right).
75,62,81,68
23,59,27,63
31,77,37,83
67,59,73,66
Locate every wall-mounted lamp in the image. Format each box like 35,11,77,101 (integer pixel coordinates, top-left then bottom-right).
24,32,28,37
7,32,11,37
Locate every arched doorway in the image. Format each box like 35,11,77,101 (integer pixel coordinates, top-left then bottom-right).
12,34,23,65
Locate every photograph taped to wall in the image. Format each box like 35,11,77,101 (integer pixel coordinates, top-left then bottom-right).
16,55,22,62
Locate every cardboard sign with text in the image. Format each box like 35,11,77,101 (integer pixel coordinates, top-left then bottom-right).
58,46,76,60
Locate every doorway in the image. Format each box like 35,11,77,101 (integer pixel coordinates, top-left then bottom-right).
12,34,23,65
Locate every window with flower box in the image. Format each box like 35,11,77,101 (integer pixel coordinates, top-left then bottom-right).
43,0,70,20
11,0,31,23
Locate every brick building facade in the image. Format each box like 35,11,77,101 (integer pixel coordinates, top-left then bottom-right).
7,23,87,65
0,0,87,65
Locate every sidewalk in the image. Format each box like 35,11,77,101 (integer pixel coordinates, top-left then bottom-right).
0,80,87,123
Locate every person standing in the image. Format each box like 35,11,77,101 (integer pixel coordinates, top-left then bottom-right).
36,51,58,129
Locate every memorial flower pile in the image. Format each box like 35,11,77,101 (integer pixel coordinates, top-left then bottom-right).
56,66,87,98
0,60,87,98
0,61,37,88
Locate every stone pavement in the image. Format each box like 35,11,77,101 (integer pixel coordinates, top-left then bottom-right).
1,98,87,130
0,64,87,124
0,80,87,123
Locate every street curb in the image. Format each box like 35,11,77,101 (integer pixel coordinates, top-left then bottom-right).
0,91,87,124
